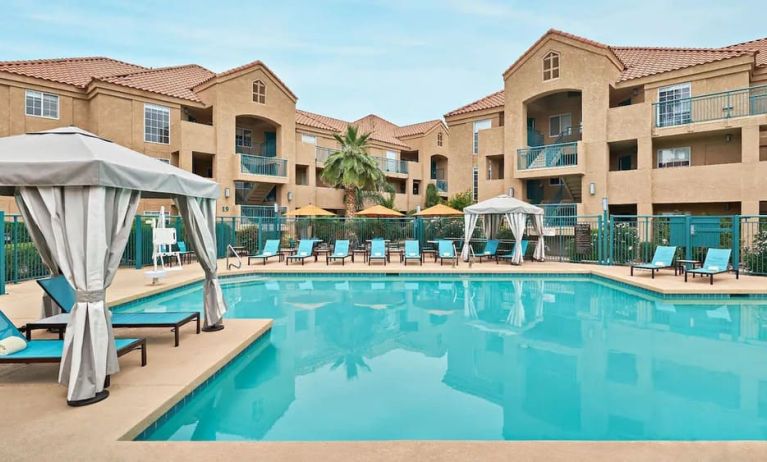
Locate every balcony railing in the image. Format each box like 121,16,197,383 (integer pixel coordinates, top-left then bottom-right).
539,203,577,226
316,146,409,174
653,85,767,128
434,179,448,193
240,154,287,177
517,142,578,170
236,142,277,157
240,204,287,219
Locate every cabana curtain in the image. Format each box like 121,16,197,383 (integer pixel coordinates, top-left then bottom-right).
16,186,140,402
175,196,226,328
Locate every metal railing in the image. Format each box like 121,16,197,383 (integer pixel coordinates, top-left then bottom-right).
240,154,287,177
8,212,767,294
653,85,767,128
517,142,578,170
241,205,287,220
235,142,277,157
539,203,577,226
316,146,409,174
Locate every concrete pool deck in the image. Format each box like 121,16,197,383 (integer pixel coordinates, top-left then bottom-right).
1,259,766,461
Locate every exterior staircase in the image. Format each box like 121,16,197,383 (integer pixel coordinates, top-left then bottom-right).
562,176,581,203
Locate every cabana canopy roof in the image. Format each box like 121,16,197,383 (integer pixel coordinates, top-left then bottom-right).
0,127,219,199
464,194,543,216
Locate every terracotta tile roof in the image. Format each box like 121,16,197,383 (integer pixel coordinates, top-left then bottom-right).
194,60,298,101
0,57,146,88
444,90,504,117
394,119,443,138
296,110,340,131
295,111,438,149
613,47,751,82
97,64,214,102
724,37,767,67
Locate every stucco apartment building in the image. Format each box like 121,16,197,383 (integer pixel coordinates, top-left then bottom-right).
0,57,454,216
445,29,767,218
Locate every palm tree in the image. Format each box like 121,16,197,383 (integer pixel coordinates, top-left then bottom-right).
320,125,384,216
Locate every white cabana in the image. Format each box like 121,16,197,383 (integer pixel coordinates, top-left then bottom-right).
462,194,545,264
0,127,226,406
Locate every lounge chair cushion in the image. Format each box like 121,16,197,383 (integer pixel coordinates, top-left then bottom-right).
0,336,27,355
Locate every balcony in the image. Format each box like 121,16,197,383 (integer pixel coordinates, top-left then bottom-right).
653,85,767,128
240,154,287,177
240,204,286,220
434,179,448,193
315,146,409,175
517,142,578,171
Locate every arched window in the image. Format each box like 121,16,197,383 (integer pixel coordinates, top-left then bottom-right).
252,80,266,104
437,132,443,146
543,51,560,81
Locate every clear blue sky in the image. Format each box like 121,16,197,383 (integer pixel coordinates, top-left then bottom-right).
1,0,763,124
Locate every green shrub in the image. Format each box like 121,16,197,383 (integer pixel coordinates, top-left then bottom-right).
743,229,767,274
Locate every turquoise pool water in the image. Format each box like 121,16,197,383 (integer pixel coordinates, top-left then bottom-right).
129,275,767,441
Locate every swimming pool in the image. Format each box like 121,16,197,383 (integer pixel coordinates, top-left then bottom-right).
130,274,767,441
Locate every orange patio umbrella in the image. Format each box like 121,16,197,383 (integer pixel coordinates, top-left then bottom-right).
285,204,335,217
415,203,462,217
356,204,404,217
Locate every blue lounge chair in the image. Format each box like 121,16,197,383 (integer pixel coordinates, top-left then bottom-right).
630,246,678,278
30,276,200,347
0,309,146,368
437,240,458,266
403,240,422,266
497,240,529,264
247,239,282,265
176,241,195,264
685,248,739,285
368,239,388,265
477,240,500,262
327,240,351,265
286,240,316,265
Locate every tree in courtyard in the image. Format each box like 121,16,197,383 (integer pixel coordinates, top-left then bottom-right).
320,125,385,216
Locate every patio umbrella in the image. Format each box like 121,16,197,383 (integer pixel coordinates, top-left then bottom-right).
285,204,335,217
415,203,462,216
356,204,403,217
0,127,223,406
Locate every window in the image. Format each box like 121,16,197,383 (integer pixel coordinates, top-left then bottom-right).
301,133,317,144
144,104,170,144
549,113,572,137
543,51,560,81
549,177,561,186
252,80,266,104
657,83,691,127
235,127,253,147
473,119,492,154
437,132,443,146
657,147,691,168
412,180,420,195
472,167,479,201
25,90,59,119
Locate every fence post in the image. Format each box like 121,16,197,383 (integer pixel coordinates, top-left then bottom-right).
597,215,604,264
0,211,5,295
732,215,740,272
684,215,692,260
11,215,18,283
134,215,143,269
607,214,614,265
257,217,264,251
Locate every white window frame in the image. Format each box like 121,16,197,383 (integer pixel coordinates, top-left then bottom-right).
656,146,691,168
252,80,266,104
437,132,443,147
143,103,170,144
25,90,59,119
300,133,317,145
549,113,572,138
543,51,560,81
472,119,492,154
656,83,691,127
235,127,253,147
